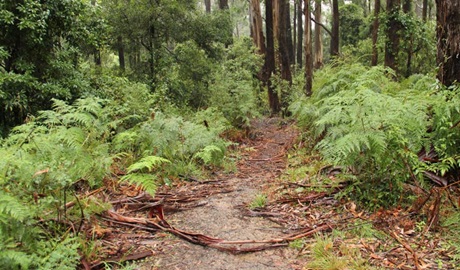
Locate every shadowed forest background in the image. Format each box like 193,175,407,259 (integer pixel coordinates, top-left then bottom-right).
1,0,460,269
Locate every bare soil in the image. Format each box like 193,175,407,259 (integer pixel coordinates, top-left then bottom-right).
140,118,302,269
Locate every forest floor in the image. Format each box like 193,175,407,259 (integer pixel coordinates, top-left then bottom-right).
88,118,459,270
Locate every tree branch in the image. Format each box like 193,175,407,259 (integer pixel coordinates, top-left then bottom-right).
310,17,332,37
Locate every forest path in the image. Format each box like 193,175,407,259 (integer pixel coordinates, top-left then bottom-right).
141,118,302,269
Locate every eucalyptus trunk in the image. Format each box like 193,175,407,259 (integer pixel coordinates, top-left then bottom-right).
384,0,401,73
264,0,280,114
330,0,339,57
304,0,313,96
296,0,303,68
371,0,380,66
314,0,323,69
436,0,460,87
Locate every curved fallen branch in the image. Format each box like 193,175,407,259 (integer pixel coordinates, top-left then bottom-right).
103,208,332,254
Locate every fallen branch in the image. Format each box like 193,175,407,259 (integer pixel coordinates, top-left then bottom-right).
103,209,332,254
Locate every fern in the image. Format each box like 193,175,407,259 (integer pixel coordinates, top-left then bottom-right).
121,156,171,195
194,145,224,166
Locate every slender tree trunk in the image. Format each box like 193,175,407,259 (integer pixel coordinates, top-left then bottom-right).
278,0,292,84
371,0,380,66
330,0,340,57
314,0,323,69
296,0,303,68
219,0,229,9
422,0,428,21
384,0,401,73
403,0,412,13
205,0,211,13
286,0,294,66
249,0,265,55
117,36,125,71
403,0,413,77
304,0,313,96
435,0,460,87
91,0,101,66
293,0,297,66
264,0,280,114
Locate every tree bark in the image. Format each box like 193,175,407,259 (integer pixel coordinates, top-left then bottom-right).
384,0,401,73
403,0,412,13
314,0,323,69
278,0,292,84
117,36,125,71
249,0,265,55
219,0,229,9
205,0,211,13
264,0,280,114
286,0,294,66
436,0,460,87
403,0,413,77
304,0,313,96
371,0,380,66
330,0,339,57
422,0,428,21
296,0,303,68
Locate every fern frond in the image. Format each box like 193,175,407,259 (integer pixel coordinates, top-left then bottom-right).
126,156,171,173
0,249,33,269
0,192,31,222
194,145,224,165
120,173,158,195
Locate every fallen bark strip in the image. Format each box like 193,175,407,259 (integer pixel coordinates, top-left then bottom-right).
389,231,421,270
104,209,332,254
90,250,154,269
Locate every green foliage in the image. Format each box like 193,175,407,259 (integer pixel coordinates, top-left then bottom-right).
166,40,214,108
0,97,114,269
339,4,367,47
0,0,106,132
208,37,263,127
249,194,267,209
121,156,171,195
113,111,230,179
291,63,460,209
305,234,372,270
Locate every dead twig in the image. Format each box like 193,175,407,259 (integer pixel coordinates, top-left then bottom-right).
389,231,421,270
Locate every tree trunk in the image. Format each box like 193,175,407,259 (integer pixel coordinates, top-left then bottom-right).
91,0,101,66
285,1,294,66
117,36,125,71
403,0,413,77
264,0,280,114
249,0,265,55
205,0,211,13
403,0,412,13
219,0,229,9
314,0,323,69
422,0,428,21
278,0,292,83
371,0,380,66
330,0,340,57
384,0,401,73
296,0,303,68
304,0,313,96
436,0,460,87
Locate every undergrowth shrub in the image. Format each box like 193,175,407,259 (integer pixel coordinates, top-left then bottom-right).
291,63,460,209
0,97,113,269
112,111,231,184
208,37,263,128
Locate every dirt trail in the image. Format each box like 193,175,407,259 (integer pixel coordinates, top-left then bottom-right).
142,118,301,269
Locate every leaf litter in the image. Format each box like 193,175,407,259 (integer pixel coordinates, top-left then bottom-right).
76,118,459,269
